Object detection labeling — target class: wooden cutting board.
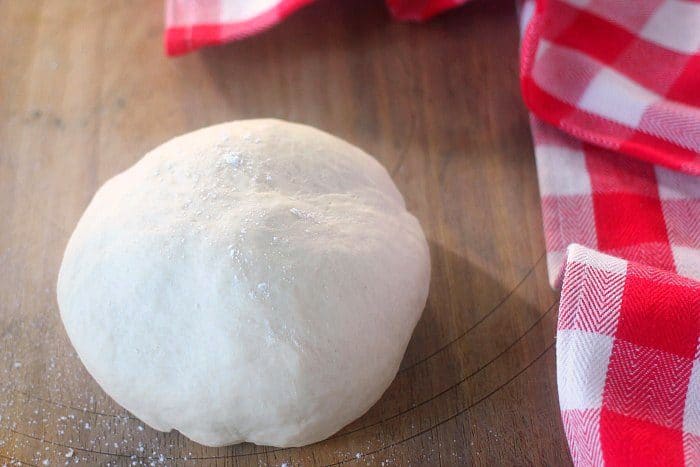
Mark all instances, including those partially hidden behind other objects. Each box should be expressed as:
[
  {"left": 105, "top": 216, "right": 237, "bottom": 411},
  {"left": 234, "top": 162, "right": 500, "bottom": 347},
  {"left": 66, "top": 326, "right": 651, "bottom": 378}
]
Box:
[{"left": 0, "top": 0, "right": 568, "bottom": 465}]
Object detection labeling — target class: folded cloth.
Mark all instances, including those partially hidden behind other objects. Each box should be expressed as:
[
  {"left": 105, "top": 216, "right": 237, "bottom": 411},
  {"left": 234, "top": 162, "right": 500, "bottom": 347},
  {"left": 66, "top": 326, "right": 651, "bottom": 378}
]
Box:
[
  {"left": 164, "top": 0, "right": 700, "bottom": 464},
  {"left": 520, "top": 0, "right": 700, "bottom": 174},
  {"left": 522, "top": 2, "right": 700, "bottom": 463},
  {"left": 557, "top": 245, "right": 700, "bottom": 466},
  {"left": 165, "top": 0, "right": 319, "bottom": 56}
]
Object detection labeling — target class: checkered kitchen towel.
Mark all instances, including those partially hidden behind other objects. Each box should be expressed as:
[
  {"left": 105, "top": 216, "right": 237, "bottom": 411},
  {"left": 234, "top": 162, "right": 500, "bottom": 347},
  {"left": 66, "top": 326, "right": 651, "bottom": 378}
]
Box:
[
  {"left": 164, "top": 0, "right": 700, "bottom": 464},
  {"left": 520, "top": 0, "right": 700, "bottom": 464},
  {"left": 520, "top": 0, "right": 700, "bottom": 287},
  {"left": 164, "top": 0, "right": 469, "bottom": 55},
  {"left": 521, "top": 0, "right": 700, "bottom": 174},
  {"left": 558, "top": 245, "right": 700, "bottom": 465}
]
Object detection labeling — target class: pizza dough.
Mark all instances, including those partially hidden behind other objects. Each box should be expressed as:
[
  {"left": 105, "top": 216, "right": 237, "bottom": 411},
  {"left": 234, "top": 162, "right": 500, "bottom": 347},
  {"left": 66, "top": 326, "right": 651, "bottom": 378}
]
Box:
[{"left": 56, "top": 119, "right": 430, "bottom": 447}]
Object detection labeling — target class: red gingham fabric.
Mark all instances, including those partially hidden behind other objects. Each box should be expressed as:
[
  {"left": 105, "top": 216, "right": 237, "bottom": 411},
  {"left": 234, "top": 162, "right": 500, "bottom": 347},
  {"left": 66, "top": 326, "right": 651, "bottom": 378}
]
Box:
[
  {"left": 557, "top": 245, "right": 700, "bottom": 466},
  {"left": 164, "top": 0, "right": 468, "bottom": 55},
  {"left": 521, "top": 2, "right": 700, "bottom": 464},
  {"left": 520, "top": 0, "right": 700, "bottom": 174},
  {"left": 164, "top": 1, "right": 700, "bottom": 464},
  {"left": 165, "top": 0, "right": 314, "bottom": 56},
  {"left": 531, "top": 115, "right": 700, "bottom": 287}
]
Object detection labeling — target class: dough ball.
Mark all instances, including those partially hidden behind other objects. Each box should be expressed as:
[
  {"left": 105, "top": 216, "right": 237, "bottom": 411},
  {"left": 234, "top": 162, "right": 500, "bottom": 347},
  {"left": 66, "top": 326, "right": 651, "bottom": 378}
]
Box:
[{"left": 57, "top": 119, "right": 430, "bottom": 447}]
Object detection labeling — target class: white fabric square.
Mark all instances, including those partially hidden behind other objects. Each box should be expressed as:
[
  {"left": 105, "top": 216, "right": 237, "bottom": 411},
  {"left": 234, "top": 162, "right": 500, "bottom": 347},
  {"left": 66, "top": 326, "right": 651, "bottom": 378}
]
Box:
[
  {"left": 535, "top": 144, "right": 591, "bottom": 196},
  {"left": 683, "top": 355, "right": 700, "bottom": 435},
  {"left": 221, "top": 0, "right": 280, "bottom": 22},
  {"left": 567, "top": 244, "right": 628, "bottom": 276},
  {"left": 535, "top": 39, "right": 551, "bottom": 62},
  {"left": 557, "top": 329, "right": 615, "bottom": 410},
  {"left": 640, "top": 0, "right": 700, "bottom": 54},
  {"left": 578, "top": 68, "right": 660, "bottom": 127},
  {"left": 656, "top": 165, "right": 700, "bottom": 200},
  {"left": 672, "top": 246, "right": 700, "bottom": 281},
  {"left": 519, "top": 0, "right": 536, "bottom": 36}
]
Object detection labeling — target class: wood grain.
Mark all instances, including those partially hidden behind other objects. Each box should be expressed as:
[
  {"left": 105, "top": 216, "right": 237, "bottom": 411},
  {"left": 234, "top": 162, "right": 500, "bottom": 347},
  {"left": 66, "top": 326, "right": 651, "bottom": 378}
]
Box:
[{"left": 0, "top": 0, "right": 569, "bottom": 465}]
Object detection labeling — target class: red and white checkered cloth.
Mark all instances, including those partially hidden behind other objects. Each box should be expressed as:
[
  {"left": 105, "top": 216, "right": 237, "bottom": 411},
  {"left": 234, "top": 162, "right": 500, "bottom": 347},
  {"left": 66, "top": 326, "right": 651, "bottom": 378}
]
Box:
[
  {"left": 531, "top": 115, "right": 700, "bottom": 287},
  {"left": 520, "top": 0, "right": 700, "bottom": 174},
  {"left": 164, "top": 0, "right": 700, "bottom": 464},
  {"left": 522, "top": 0, "right": 700, "bottom": 464},
  {"left": 558, "top": 245, "right": 700, "bottom": 465},
  {"left": 164, "top": 0, "right": 468, "bottom": 55}
]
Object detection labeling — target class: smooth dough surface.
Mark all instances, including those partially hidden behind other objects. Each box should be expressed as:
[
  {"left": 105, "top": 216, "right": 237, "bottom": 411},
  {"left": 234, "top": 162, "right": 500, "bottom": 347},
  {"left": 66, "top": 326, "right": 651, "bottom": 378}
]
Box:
[{"left": 57, "top": 119, "right": 430, "bottom": 447}]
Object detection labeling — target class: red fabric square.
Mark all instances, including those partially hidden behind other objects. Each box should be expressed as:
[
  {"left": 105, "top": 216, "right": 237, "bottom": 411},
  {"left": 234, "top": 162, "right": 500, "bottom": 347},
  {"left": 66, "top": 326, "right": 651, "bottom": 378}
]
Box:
[
  {"left": 591, "top": 192, "right": 670, "bottom": 250},
  {"left": 666, "top": 55, "right": 700, "bottom": 108},
  {"left": 537, "top": 0, "right": 583, "bottom": 39},
  {"left": 600, "top": 408, "right": 685, "bottom": 466},
  {"left": 585, "top": 144, "right": 660, "bottom": 196},
  {"left": 616, "top": 268, "right": 700, "bottom": 358},
  {"left": 551, "top": 3, "right": 635, "bottom": 65},
  {"left": 603, "top": 339, "right": 692, "bottom": 428},
  {"left": 521, "top": 76, "right": 577, "bottom": 126},
  {"left": 614, "top": 38, "right": 689, "bottom": 96}
]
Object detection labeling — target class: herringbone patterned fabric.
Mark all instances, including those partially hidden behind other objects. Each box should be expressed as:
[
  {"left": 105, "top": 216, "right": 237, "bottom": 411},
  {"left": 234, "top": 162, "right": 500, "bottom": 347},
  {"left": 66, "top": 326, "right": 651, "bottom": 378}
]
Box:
[
  {"left": 558, "top": 246, "right": 700, "bottom": 466},
  {"left": 524, "top": 1, "right": 700, "bottom": 462},
  {"left": 531, "top": 117, "right": 700, "bottom": 287},
  {"left": 520, "top": 0, "right": 700, "bottom": 174}
]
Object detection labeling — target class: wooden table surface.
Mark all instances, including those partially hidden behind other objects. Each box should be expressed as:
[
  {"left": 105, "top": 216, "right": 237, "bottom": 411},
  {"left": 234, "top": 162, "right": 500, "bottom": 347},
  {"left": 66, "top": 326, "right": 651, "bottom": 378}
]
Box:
[{"left": 0, "top": 0, "right": 569, "bottom": 465}]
